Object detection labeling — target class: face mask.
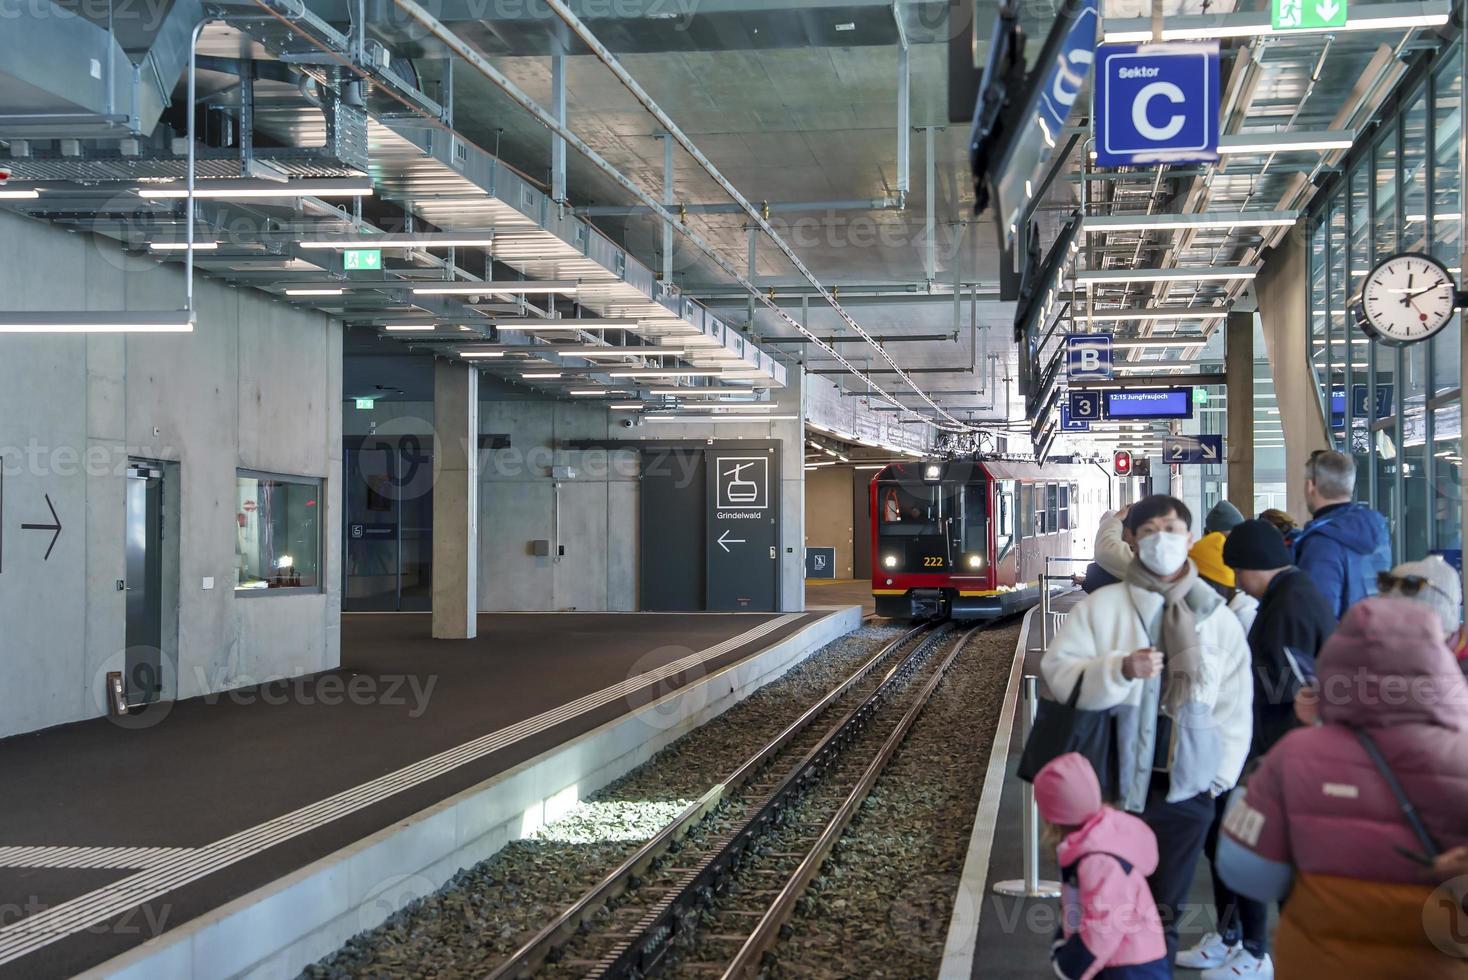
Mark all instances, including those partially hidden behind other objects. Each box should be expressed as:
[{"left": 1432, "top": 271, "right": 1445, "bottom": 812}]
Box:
[{"left": 1138, "top": 531, "right": 1190, "bottom": 577}]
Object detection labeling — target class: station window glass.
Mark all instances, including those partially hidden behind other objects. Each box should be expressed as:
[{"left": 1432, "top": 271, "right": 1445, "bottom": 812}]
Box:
[{"left": 235, "top": 472, "right": 324, "bottom": 592}]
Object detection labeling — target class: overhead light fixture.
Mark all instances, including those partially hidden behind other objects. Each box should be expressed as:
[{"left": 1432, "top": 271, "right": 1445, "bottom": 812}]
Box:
[
  {"left": 139, "top": 178, "right": 375, "bottom": 199},
  {"left": 1218, "top": 132, "right": 1354, "bottom": 154},
  {"left": 568, "top": 389, "right": 606, "bottom": 395},
  {"left": 413, "top": 281, "right": 578, "bottom": 296},
  {"left": 610, "top": 369, "right": 724, "bottom": 378},
  {"left": 645, "top": 415, "right": 799, "bottom": 422},
  {"left": 1405, "top": 212, "right": 1463, "bottom": 223},
  {"left": 285, "top": 287, "right": 344, "bottom": 296},
  {"left": 522, "top": 371, "right": 563, "bottom": 379},
  {"left": 490, "top": 318, "right": 641, "bottom": 331},
  {"left": 299, "top": 233, "right": 496, "bottom": 249},
  {"left": 1101, "top": 3, "right": 1450, "bottom": 42},
  {"left": 1082, "top": 211, "right": 1298, "bottom": 233},
  {"left": 1075, "top": 308, "right": 1227, "bottom": 322},
  {"left": 0, "top": 310, "right": 195, "bottom": 333},
  {"left": 647, "top": 387, "right": 751, "bottom": 396},
  {"left": 1075, "top": 267, "right": 1258, "bottom": 285},
  {"left": 459, "top": 351, "right": 506, "bottom": 358},
  {"left": 609, "top": 402, "right": 646, "bottom": 410},
  {"left": 148, "top": 241, "right": 219, "bottom": 251},
  {"left": 0, "top": 188, "right": 41, "bottom": 200},
  {"left": 1110, "top": 338, "right": 1207, "bottom": 349},
  {"left": 834, "top": 21, "right": 855, "bottom": 30},
  {"left": 383, "top": 324, "right": 439, "bottom": 332},
  {"left": 551, "top": 346, "right": 686, "bottom": 356}
]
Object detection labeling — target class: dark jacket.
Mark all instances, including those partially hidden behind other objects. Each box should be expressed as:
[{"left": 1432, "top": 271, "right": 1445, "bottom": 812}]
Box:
[
  {"left": 1081, "top": 561, "right": 1121, "bottom": 593},
  {"left": 1246, "top": 568, "right": 1336, "bottom": 756},
  {"left": 1293, "top": 502, "right": 1392, "bottom": 619}
]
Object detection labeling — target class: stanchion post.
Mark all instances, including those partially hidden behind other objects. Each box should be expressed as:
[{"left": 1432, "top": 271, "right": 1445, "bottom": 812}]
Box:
[{"left": 993, "top": 675, "right": 1062, "bottom": 899}]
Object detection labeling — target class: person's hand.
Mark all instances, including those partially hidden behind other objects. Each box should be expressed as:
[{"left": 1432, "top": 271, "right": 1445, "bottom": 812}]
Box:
[
  {"left": 1294, "top": 684, "right": 1321, "bottom": 726},
  {"left": 1122, "top": 648, "right": 1164, "bottom": 680},
  {"left": 1434, "top": 846, "right": 1468, "bottom": 882}
]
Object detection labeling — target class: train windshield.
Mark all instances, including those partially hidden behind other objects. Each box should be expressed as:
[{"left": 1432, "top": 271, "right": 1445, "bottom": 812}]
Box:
[{"left": 876, "top": 483, "right": 950, "bottom": 536}]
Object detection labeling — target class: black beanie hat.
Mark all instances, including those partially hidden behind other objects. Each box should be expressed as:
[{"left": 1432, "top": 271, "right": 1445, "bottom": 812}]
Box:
[{"left": 1222, "top": 518, "right": 1293, "bottom": 571}]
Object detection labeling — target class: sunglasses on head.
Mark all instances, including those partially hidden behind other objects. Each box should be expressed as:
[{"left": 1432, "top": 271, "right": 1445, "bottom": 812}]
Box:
[{"left": 1378, "top": 572, "right": 1453, "bottom": 602}]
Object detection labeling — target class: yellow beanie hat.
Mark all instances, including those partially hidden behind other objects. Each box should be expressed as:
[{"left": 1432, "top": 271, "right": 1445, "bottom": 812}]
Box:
[{"left": 1190, "top": 532, "right": 1235, "bottom": 589}]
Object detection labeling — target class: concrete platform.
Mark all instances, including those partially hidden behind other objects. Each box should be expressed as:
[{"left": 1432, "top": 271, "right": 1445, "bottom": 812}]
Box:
[
  {"left": 939, "top": 591, "right": 1228, "bottom": 979},
  {"left": 805, "top": 577, "right": 879, "bottom": 618},
  {"left": 0, "top": 607, "right": 861, "bottom": 979}
]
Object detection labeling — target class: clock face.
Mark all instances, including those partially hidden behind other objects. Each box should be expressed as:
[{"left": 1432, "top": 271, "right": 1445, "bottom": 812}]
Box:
[{"left": 1355, "top": 253, "right": 1459, "bottom": 346}]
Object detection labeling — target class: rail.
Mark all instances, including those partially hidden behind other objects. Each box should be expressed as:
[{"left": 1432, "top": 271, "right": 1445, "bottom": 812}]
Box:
[
  {"left": 1039, "top": 554, "right": 1091, "bottom": 647},
  {"left": 485, "top": 622, "right": 933, "bottom": 980}
]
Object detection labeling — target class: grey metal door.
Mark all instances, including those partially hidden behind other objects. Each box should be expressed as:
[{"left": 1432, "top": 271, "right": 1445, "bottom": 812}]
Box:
[{"left": 125, "top": 464, "right": 164, "bottom": 704}]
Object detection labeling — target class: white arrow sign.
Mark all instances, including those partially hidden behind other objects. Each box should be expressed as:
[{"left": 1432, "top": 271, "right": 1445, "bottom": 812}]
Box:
[
  {"left": 1201, "top": 441, "right": 1219, "bottom": 461},
  {"left": 1316, "top": 0, "right": 1340, "bottom": 19},
  {"left": 717, "top": 529, "right": 746, "bottom": 553}
]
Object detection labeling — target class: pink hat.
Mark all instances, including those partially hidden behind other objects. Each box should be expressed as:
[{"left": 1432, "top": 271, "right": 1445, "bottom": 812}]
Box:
[{"left": 1034, "top": 753, "right": 1103, "bottom": 826}]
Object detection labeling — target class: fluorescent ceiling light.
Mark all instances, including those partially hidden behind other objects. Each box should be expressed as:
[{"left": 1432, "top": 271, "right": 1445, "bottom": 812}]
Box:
[
  {"left": 1075, "top": 266, "right": 1258, "bottom": 285},
  {"left": 551, "top": 346, "right": 685, "bottom": 356},
  {"left": 299, "top": 233, "right": 496, "bottom": 249},
  {"left": 384, "top": 324, "right": 439, "bottom": 331},
  {"left": 646, "top": 415, "right": 799, "bottom": 422},
  {"left": 139, "top": 178, "right": 374, "bottom": 199},
  {"left": 1218, "top": 132, "right": 1354, "bottom": 154},
  {"left": 149, "top": 241, "right": 219, "bottom": 251},
  {"left": 1075, "top": 307, "right": 1226, "bottom": 321},
  {"left": 1082, "top": 211, "right": 1297, "bottom": 233},
  {"left": 0, "top": 188, "right": 41, "bottom": 200},
  {"left": 1110, "top": 338, "right": 1207, "bottom": 349},
  {"left": 285, "top": 287, "right": 343, "bottom": 296},
  {"left": 569, "top": 389, "right": 607, "bottom": 395},
  {"left": 1101, "top": 2, "right": 1450, "bottom": 42},
  {"left": 0, "top": 310, "right": 195, "bottom": 333},
  {"left": 610, "top": 369, "right": 724, "bottom": 378},
  {"left": 460, "top": 351, "right": 506, "bottom": 358},
  {"left": 609, "top": 402, "right": 646, "bottom": 410},
  {"left": 647, "top": 387, "right": 753, "bottom": 396},
  {"left": 522, "top": 371, "right": 563, "bottom": 378},
  {"left": 413, "top": 281, "right": 578, "bottom": 296},
  {"left": 1405, "top": 212, "right": 1462, "bottom": 222},
  {"left": 490, "top": 318, "right": 641, "bottom": 330}
]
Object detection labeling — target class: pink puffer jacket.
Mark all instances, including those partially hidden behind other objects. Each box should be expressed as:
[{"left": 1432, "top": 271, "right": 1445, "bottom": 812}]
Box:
[{"left": 1219, "top": 597, "right": 1468, "bottom": 977}]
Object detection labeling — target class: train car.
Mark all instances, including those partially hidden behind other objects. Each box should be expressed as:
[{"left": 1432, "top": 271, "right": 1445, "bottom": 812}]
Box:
[{"left": 869, "top": 457, "right": 1112, "bottom": 620}]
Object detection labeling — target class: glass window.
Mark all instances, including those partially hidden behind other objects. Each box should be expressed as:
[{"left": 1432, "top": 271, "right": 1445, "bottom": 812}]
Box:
[
  {"left": 235, "top": 473, "right": 324, "bottom": 592},
  {"left": 1047, "top": 484, "right": 1059, "bottom": 534},
  {"left": 1309, "top": 219, "right": 1329, "bottom": 396},
  {"left": 995, "top": 483, "right": 1015, "bottom": 554},
  {"left": 1020, "top": 482, "right": 1035, "bottom": 536},
  {"left": 1349, "top": 163, "right": 1372, "bottom": 489},
  {"left": 1432, "top": 54, "right": 1463, "bottom": 397},
  {"left": 1433, "top": 404, "right": 1462, "bottom": 551},
  {"left": 1059, "top": 483, "right": 1072, "bottom": 530},
  {"left": 1328, "top": 194, "right": 1348, "bottom": 448},
  {"left": 962, "top": 483, "right": 988, "bottom": 554}
]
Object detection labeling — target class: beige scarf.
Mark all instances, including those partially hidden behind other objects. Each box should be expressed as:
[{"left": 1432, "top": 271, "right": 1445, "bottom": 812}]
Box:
[{"left": 1125, "top": 557, "right": 1205, "bottom": 716}]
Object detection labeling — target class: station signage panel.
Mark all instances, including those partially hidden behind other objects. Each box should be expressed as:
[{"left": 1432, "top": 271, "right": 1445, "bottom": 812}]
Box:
[
  {"left": 1273, "top": 0, "right": 1346, "bottom": 30},
  {"left": 1093, "top": 42, "right": 1220, "bottom": 166},
  {"left": 1067, "top": 389, "right": 1103, "bottom": 425},
  {"left": 1104, "top": 387, "right": 1194, "bottom": 419},
  {"left": 1163, "top": 434, "right": 1223, "bottom": 464},
  {"left": 1060, "top": 402, "right": 1090, "bottom": 432},
  {"left": 706, "top": 451, "right": 779, "bottom": 611},
  {"left": 343, "top": 248, "right": 382, "bottom": 271},
  {"left": 1066, "top": 333, "right": 1113, "bottom": 381}
]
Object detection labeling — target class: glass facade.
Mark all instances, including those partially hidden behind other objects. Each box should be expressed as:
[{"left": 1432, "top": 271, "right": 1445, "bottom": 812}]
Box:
[{"left": 1305, "top": 44, "right": 1464, "bottom": 564}]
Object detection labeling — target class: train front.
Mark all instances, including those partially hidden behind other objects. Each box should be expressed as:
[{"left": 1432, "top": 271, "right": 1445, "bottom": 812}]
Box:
[{"left": 869, "top": 460, "right": 994, "bottom": 620}]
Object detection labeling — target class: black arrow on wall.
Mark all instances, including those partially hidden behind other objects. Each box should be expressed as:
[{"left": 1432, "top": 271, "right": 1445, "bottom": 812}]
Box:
[{"left": 21, "top": 494, "right": 62, "bottom": 561}]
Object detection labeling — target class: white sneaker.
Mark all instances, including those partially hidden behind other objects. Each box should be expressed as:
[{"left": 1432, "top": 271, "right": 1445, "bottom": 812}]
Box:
[
  {"left": 1201, "top": 948, "right": 1274, "bottom": 980},
  {"left": 1176, "top": 932, "right": 1236, "bottom": 970}
]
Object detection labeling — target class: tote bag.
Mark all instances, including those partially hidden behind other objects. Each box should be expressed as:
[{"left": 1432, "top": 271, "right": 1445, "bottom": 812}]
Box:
[{"left": 1017, "top": 671, "right": 1117, "bottom": 798}]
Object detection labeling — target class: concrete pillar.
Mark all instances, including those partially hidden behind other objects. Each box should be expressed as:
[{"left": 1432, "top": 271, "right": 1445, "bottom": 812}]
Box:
[
  {"left": 433, "top": 360, "right": 478, "bottom": 639},
  {"left": 1256, "top": 225, "right": 1329, "bottom": 521},
  {"left": 1225, "top": 309, "right": 1255, "bottom": 514}
]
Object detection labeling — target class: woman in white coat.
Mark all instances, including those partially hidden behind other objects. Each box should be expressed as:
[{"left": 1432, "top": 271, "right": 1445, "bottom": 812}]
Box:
[{"left": 1041, "top": 494, "right": 1254, "bottom": 963}]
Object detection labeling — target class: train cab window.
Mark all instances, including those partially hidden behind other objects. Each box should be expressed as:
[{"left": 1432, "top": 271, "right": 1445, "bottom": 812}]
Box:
[
  {"left": 1034, "top": 485, "right": 1048, "bottom": 534},
  {"left": 1018, "top": 483, "right": 1034, "bottom": 536},
  {"left": 960, "top": 484, "right": 987, "bottom": 555},
  {"left": 1047, "top": 484, "right": 1059, "bottom": 534},
  {"left": 1058, "top": 483, "right": 1071, "bottom": 531},
  {"left": 877, "top": 483, "right": 945, "bottom": 536},
  {"left": 995, "top": 484, "right": 1014, "bottom": 554}
]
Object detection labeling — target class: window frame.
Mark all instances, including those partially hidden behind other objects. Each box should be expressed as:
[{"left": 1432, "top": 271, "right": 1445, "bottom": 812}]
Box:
[{"left": 234, "top": 468, "right": 327, "bottom": 597}]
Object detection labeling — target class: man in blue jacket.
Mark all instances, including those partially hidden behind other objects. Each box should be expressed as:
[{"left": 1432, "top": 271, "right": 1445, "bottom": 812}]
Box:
[{"left": 1293, "top": 449, "right": 1391, "bottom": 619}]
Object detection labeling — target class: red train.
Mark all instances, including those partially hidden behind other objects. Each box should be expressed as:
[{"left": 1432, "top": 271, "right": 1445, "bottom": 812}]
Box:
[{"left": 869, "top": 457, "right": 1116, "bottom": 620}]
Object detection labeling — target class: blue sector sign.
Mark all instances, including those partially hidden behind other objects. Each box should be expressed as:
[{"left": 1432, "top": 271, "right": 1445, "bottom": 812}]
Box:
[
  {"left": 1105, "top": 388, "right": 1194, "bottom": 419},
  {"left": 1163, "top": 434, "right": 1223, "bottom": 464},
  {"left": 1061, "top": 403, "right": 1090, "bottom": 432},
  {"left": 1067, "top": 333, "right": 1113, "bottom": 380},
  {"left": 1094, "top": 42, "right": 1220, "bottom": 166},
  {"left": 1036, "top": 0, "right": 1099, "bottom": 143},
  {"left": 1068, "top": 389, "right": 1103, "bottom": 424}
]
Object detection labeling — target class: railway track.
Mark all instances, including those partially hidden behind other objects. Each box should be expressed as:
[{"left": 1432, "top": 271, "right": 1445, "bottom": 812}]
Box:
[{"left": 487, "top": 621, "right": 992, "bottom": 980}]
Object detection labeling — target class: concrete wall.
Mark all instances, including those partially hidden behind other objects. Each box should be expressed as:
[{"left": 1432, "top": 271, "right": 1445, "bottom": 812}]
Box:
[
  {"left": 805, "top": 465, "right": 855, "bottom": 579},
  {"left": 0, "top": 210, "right": 342, "bottom": 739},
  {"left": 1257, "top": 229, "right": 1329, "bottom": 521},
  {"left": 476, "top": 367, "right": 806, "bottom": 613}
]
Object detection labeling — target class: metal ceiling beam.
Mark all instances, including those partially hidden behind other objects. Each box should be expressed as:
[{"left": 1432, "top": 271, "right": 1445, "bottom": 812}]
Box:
[{"left": 1101, "top": 1, "right": 1450, "bottom": 42}]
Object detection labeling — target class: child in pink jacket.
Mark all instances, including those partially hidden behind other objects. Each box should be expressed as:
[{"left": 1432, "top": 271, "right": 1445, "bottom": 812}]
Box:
[{"left": 1036, "top": 753, "right": 1170, "bottom": 980}]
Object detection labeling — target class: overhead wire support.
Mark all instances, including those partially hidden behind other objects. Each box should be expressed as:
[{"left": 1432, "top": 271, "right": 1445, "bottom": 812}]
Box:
[{"left": 535, "top": 0, "right": 973, "bottom": 433}]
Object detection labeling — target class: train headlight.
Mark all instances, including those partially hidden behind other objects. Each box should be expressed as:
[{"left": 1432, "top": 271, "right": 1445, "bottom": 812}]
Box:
[
  {"left": 883, "top": 554, "right": 898, "bottom": 568},
  {"left": 923, "top": 462, "right": 942, "bottom": 482},
  {"left": 967, "top": 554, "right": 983, "bottom": 568}
]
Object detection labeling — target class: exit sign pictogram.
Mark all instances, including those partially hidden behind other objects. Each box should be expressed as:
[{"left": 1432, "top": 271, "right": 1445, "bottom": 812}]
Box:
[{"left": 1273, "top": 0, "right": 1346, "bottom": 31}]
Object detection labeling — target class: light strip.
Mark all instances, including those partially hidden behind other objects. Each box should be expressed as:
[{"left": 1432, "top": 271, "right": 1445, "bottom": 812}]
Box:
[
  {"left": 1074, "top": 308, "right": 1227, "bottom": 321},
  {"left": 459, "top": 351, "right": 506, "bottom": 359},
  {"left": 1082, "top": 211, "right": 1297, "bottom": 233},
  {"left": 609, "top": 402, "right": 646, "bottom": 410},
  {"left": 1101, "top": 2, "right": 1450, "bottom": 42},
  {"left": 610, "top": 369, "right": 724, "bottom": 378},
  {"left": 299, "top": 233, "right": 496, "bottom": 249},
  {"left": 0, "top": 310, "right": 195, "bottom": 333},
  {"left": 646, "top": 415, "right": 799, "bottom": 422},
  {"left": 138, "top": 178, "right": 375, "bottom": 199},
  {"left": 489, "top": 318, "right": 641, "bottom": 329},
  {"left": 647, "top": 387, "right": 754, "bottom": 396},
  {"left": 0, "top": 189, "right": 41, "bottom": 200},
  {"left": 1110, "top": 338, "right": 1207, "bottom": 349},
  {"left": 568, "top": 389, "right": 606, "bottom": 395},
  {"left": 551, "top": 346, "right": 685, "bottom": 356},
  {"left": 413, "top": 281, "right": 578, "bottom": 296},
  {"left": 1075, "top": 266, "right": 1258, "bottom": 285},
  {"left": 149, "top": 241, "right": 220, "bottom": 251},
  {"left": 522, "top": 371, "right": 563, "bottom": 378},
  {"left": 1218, "top": 132, "right": 1354, "bottom": 154},
  {"left": 1405, "top": 212, "right": 1463, "bottom": 222},
  {"left": 285, "top": 288, "right": 343, "bottom": 296},
  {"left": 383, "top": 324, "right": 439, "bottom": 332}
]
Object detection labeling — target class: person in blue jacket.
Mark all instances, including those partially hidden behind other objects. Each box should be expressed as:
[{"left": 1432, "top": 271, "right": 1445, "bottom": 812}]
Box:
[{"left": 1293, "top": 449, "right": 1391, "bottom": 619}]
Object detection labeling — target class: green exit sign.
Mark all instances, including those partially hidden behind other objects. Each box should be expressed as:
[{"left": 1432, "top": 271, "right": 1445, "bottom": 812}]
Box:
[
  {"left": 1273, "top": 0, "right": 1345, "bottom": 30},
  {"left": 355, "top": 397, "right": 376, "bottom": 410},
  {"left": 343, "top": 248, "right": 382, "bottom": 271}
]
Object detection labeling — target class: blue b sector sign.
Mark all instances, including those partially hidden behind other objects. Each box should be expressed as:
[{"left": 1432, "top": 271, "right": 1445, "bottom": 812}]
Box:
[
  {"left": 1067, "top": 333, "right": 1113, "bottom": 381},
  {"left": 1094, "top": 42, "right": 1220, "bottom": 166}
]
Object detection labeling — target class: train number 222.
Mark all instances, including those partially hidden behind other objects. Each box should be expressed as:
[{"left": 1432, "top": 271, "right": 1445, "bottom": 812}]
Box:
[{"left": 923, "top": 556, "right": 944, "bottom": 567}]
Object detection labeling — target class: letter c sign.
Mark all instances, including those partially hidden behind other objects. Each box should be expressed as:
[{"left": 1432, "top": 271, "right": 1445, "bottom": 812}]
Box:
[
  {"left": 1093, "top": 42, "right": 1220, "bottom": 166},
  {"left": 1132, "top": 81, "right": 1186, "bottom": 141}
]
